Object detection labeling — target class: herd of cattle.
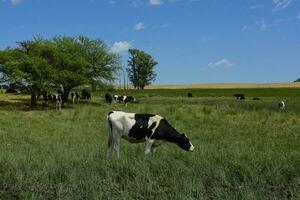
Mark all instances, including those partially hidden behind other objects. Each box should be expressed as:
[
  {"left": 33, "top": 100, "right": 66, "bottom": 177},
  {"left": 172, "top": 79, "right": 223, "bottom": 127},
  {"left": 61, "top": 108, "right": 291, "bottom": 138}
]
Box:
[
  {"left": 232, "top": 93, "right": 286, "bottom": 110},
  {"left": 40, "top": 89, "right": 137, "bottom": 110},
  {"left": 3, "top": 89, "right": 287, "bottom": 156},
  {"left": 40, "top": 90, "right": 286, "bottom": 111}
]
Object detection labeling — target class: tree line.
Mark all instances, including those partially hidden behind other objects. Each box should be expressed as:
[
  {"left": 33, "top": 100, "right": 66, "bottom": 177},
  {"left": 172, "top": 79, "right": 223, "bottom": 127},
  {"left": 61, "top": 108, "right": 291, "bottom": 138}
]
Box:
[{"left": 0, "top": 35, "right": 158, "bottom": 108}]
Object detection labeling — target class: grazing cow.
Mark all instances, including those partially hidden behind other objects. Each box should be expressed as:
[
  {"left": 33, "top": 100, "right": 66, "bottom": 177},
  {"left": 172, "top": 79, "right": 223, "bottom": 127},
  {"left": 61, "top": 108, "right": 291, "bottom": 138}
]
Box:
[
  {"left": 278, "top": 101, "right": 285, "bottom": 110},
  {"left": 187, "top": 93, "right": 193, "bottom": 97},
  {"left": 82, "top": 90, "right": 91, "bottom": 101},
  {"left": 113, "top": 95, "right": 124, "bottom": 103},
  {"left": 113, "top": 95, "right": 136, "bottom": 106},
  {"left": 123, "top": 96, "right": 136, "bottom": 107},
  {"left": 234, "top": 94, "right": 245, "bottom": 100},
  {"left": 71, "top": 92, "right": 81, "bottom": 104},
  {"left": 105, "top": 93, "right": 113, "bottom": 104},
  {"left": 47, "top": 93, "right": 54, "bottom": 102},
  {"left": 253, "top": 97, "right": 260, "bottom": 100},
  {"left": 107, "top": 111, "right": 194, "bottom": 157},
  {"left": 54, "top": 90, "right": 63, "bottom": 110}
]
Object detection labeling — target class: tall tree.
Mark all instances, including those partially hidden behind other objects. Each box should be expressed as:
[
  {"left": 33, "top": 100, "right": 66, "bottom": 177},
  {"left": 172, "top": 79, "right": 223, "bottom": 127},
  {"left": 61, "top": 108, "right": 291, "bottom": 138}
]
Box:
[
  {"left": 0, "top": 38, "right": 58, "bottom": 108},
  {"left": 126, "top": 49, "right": 157, "bottom": 90},
  {"left": 53, "top": 35, "right": 120, "bottom": 101},
  {"left": 0, "top": 35, "right": 120, "bottom": 108}
]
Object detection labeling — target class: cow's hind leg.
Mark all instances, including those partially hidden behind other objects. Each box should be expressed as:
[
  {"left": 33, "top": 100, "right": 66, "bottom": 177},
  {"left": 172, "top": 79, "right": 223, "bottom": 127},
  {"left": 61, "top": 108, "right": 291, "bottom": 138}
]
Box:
[
  {"left": 107, "top": 134, "right": 113, "bottom": 157},
  {"left": 113, "top": 134, "right": 121, "bottom": 158}
]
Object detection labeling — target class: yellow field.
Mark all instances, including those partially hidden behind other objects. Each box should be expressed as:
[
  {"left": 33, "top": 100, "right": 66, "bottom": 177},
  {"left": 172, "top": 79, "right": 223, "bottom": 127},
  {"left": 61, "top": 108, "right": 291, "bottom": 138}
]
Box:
[{"left": 144, "top": 82, "right": 300, "bottom": 89}]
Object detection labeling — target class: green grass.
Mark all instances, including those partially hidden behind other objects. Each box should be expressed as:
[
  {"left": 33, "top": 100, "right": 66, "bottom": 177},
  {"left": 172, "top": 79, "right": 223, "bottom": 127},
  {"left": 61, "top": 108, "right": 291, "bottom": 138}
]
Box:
[{"left": 0, "top": 89, "right": 299, "bottom": 199}]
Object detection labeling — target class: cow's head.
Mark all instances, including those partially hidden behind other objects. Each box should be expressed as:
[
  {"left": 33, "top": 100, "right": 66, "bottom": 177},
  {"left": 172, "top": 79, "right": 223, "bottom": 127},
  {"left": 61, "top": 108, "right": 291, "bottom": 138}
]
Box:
[
  {"left": 131, "top": 96, "right": 136, "bottom": 101},
  {"left": 178, "top": 133, "right": 194, "bottom": 152}
]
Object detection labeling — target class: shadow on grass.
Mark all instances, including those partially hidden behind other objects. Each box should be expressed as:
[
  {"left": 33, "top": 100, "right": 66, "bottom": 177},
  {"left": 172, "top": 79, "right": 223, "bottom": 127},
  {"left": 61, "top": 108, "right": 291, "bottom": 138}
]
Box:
[{"left": 0, "top": 100, "right": 75, "bottom": 112}]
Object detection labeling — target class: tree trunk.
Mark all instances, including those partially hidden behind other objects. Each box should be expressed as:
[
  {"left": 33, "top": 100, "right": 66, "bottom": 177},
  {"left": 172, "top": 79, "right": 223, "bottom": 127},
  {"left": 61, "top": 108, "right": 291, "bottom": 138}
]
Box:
[
  {"left": 62, "top": 87, "right": 71, "bottom": 105},
  {"left": 30, "top": 91, "right": 38, "bottom": 109}
]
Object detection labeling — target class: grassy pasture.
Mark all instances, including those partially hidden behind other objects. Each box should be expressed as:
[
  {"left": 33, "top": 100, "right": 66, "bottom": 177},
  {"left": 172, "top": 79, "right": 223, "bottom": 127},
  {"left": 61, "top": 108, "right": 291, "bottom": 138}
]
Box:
[{"left": 0, "top": 88, "right": 299, "bottom": 199}]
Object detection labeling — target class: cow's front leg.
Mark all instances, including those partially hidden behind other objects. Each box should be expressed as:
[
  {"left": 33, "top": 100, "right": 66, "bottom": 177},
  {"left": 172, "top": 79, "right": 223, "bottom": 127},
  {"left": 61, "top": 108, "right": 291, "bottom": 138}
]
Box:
[{"left": 145, "top": 138, "right": 155, "bottom": 155}]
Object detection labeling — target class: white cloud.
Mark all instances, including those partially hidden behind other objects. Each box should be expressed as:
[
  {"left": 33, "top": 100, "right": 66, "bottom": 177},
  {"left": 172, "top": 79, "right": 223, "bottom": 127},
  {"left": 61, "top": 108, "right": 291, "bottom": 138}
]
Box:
[
  {"left": 130, "top": 0, "right": 143, "bottom": 7},
  {"left": 110, "top": 41, "right": 132, "bottom": 54},
  {"left": 134, "top": 22, "right": 145, "bottom": 30},
  {"left": 2, "top": 0, "right": 23, "bottom": 5},
  {"left": 149, "top": 0, "right": 163, "bottom": 6},
  {"left": 273, "top": 0, "right": 294, "bottom": 10},
  {"left": 204, "top": 58, "right": 236, "bottom": 70},
  {"left": 249, "top": 4, "right": 264, "bottom": 9},
  {"left": 10, "top": 0, "right": 23, "bottom": 5},
  {"left": 256, "top": 20, "right": 268, "bottom": 31}
]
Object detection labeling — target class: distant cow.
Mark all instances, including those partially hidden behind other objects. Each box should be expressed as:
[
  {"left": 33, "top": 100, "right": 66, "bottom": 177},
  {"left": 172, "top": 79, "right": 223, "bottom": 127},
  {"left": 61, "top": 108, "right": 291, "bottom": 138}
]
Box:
[
  {"left": 71, "top": 92, "right": 81, "bottom": 104},
  {"left": 253, "top": 97, "right": 260, "bottom": 100},
  {"left": 105, "top": 93, "right": 113, "bottom": 104},
  {"left": 187, "top": 93, "right": 193, "bottom": 97},
  {"left": 107, "top": 111, "right": 194, "bottom": 157},
  {"left": 113, "top": 95, "right": 136, "bottom": 106},
  {"left": 54, "top": 90, "right": 64, "bottom": 110},
  {"left": 82, "top": 90, "right": 91, "bottom": 101},
  {"left": 234, "top": 94, "right": 245, "bottom": 100},
  {"left": 113, "top": 95, "right": 123, "bottom": 102},
  {"left": 278, "top": 101, "right": 285, "bottom": 110},
  {"left": 123, "top": 96, "right": 136, "bottom": 107}
]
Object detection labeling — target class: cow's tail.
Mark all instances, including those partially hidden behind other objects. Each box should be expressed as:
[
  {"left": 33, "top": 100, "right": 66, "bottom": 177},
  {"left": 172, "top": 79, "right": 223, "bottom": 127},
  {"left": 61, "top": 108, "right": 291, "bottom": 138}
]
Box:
[{"left": 107, "top": 111, "right": 114, "bottom": 149}]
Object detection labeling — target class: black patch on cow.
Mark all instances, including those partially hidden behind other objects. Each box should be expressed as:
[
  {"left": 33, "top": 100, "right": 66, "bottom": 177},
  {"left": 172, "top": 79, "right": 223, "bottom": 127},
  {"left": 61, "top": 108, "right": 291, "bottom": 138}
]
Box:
[
  {"left": 108, "top": 111, "right": 114, "bottom": 116},
  {"left": 151, "top": 119, "right": 192, "bottom": 151},
  {"left": 124, "top": 96, "right": 135, "bottom": 104},
  {"left": 128, "top": 114, "right": 156, "bottom": 140}
]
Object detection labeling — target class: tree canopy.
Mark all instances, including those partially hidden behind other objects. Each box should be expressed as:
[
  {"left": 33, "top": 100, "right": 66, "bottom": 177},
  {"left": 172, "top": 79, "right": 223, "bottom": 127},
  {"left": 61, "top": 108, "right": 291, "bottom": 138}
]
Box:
[
  {"left": 126, "top": 48, "right": 157, "bottom": 90},
  {"left": 0, "top": 35, "right": 121, "bottom": 108}
]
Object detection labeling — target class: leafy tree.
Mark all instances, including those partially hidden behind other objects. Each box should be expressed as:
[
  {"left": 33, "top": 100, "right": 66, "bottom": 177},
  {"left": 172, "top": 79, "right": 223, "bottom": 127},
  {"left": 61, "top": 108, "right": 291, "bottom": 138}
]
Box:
[
  {"left": 77, "top": 36, "right": 120, "bottom": 91},
  {"left": 294, "top": 78, "right": 300, "bottom": 82},
  {"left": 0, "top": 35, "right": 120, "bottom": 108},
  {"left": 126, "top": 49, "right": 157, "bottom": 90},
  {"left": 52, "top": 35, "right": 120, "bottom": 101},
  {"left": 0, "top": 39, "right": 58, "bottom": 108}
]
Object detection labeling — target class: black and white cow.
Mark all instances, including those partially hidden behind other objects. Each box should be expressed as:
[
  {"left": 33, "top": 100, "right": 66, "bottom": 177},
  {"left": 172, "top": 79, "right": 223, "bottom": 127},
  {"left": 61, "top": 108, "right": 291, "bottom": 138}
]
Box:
[
  {"left": 234, "top": 94, "right": 245, "bottom": 100},
  {"left": 278, "top": 101, "right": 285, "bottom": 110},
  {"left": 107, "top": 111, "right": 194, "bottom": 157},
  {"left": 71, "top": 92, "right": 81, "bottom": 104},
  {"left": 113, "top": 95, "right": 123, "bottom": 102},
  {"left": 123, "top": 96, "right": 136, "bottom": 107},
  {"left": 113, "top": 95, "right": 136, "bottom": 106},
  {"left": 82, "top": 90, "right": 91, "bottom": 101},
  {"left": 105, "top": 93, "right": 113, "bottom": 104},
  {"left": 54, "top": 91, "right": 63, "bottom": 110}
]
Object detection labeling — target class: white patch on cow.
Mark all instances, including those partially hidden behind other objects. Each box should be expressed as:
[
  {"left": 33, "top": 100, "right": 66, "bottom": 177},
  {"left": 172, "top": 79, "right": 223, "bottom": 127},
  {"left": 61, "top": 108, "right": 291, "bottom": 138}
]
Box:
[
  {"left": 279, "top": 101, "right": 285, "bottom": 110},
  {"left": 147, "top": 115, "right": 162, "bottom": 135},
  {"left": 108, "top": 111, "right": 136, "bottom": 135}
]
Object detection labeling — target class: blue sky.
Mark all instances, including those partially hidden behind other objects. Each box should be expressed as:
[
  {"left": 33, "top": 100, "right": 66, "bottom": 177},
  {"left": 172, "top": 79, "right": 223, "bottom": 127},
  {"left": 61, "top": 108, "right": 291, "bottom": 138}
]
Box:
[{"left": 1, "top": 0, "right": 300, "bottom": 84}]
